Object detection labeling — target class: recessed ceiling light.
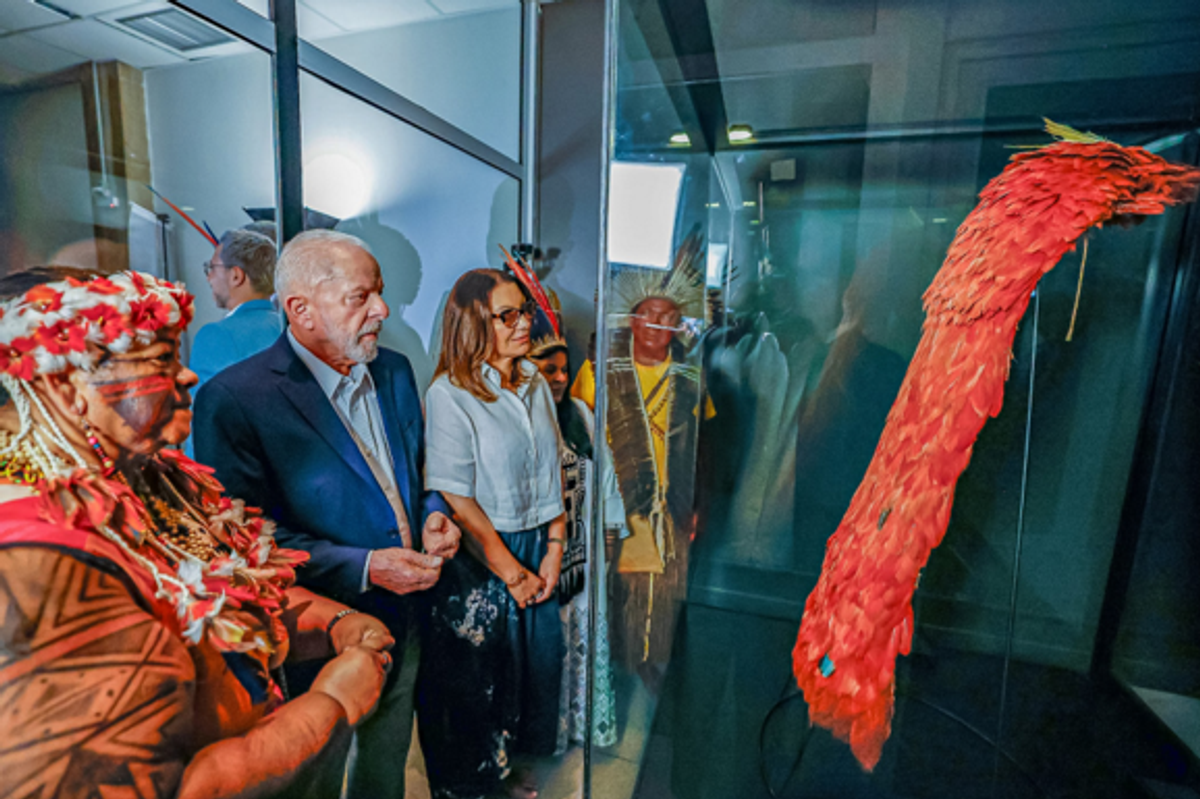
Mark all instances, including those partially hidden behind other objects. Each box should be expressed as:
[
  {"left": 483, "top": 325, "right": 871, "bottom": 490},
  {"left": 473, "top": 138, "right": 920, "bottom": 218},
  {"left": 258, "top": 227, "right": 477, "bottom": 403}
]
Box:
[
  {"left": 668, "top": 132, "right": 690, "bottom": 146},
  {"left": 727, "top": 124, "right": 754, "bottom": 143}
]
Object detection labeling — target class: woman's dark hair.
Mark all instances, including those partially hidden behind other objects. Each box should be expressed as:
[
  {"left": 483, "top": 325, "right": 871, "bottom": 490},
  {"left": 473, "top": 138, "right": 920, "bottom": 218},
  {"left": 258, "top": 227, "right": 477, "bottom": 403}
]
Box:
[
  {"left": 434, "top": 268, "right": 531, "bottom": 402},
  {"left": 528, "top": 346, "right": 593, "bottom": 459}
]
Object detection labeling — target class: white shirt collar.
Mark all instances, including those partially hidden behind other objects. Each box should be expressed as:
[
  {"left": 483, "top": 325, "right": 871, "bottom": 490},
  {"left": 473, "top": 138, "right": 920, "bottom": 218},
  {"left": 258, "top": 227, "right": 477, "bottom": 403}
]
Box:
[
  {"left": 287, "top": 328, "right": 371, "bottom": 402},
  {"left": 481, "top": 359, "right": 537, "bottom": 399}
]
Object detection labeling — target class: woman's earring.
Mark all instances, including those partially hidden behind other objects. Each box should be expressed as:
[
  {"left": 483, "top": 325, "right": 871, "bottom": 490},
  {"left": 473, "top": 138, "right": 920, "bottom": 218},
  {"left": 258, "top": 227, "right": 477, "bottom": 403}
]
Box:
[{"left": 80, "top": 418, "right": 116, "bottom": 475}]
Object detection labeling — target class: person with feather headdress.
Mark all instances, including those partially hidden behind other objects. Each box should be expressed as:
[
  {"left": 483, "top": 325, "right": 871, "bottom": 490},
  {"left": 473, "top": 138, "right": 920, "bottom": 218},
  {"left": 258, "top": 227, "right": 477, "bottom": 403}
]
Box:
[{"left": 572, "top": 227, "right": 714, "bottom": 675}]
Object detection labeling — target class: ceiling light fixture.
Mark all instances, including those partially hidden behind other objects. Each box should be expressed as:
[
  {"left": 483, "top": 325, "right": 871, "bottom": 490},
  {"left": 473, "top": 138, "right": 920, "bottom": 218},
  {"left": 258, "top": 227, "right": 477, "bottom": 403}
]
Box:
[
  {"left": 118, "top": 9, "right": 234, "bottom": 52},
  {"left": 727, "top": 124, "right": 755, "bottom": 144},
  {"left": 30, "top": 0, "right": 77, "bottom": 20},
  {"left": 668, "top": 132, "right": 691, "bottom": 146}
]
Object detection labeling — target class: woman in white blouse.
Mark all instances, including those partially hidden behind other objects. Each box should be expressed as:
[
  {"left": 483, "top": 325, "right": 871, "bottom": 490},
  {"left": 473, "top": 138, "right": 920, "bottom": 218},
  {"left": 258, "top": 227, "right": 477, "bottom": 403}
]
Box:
[{"left": 419, "top": 268, "right": 568, "bottom": 799}]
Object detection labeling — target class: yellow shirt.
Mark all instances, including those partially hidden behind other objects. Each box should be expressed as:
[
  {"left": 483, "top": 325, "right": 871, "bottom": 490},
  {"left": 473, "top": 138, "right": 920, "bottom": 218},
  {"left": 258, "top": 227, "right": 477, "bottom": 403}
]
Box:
[{"left": 570, "top": 358, "right": 714, "bottom": 486}]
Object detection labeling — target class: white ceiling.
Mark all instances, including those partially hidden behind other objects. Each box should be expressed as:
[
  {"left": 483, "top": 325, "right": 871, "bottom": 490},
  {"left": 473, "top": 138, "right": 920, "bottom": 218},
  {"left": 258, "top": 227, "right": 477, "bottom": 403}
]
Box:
[{"left": 0, "top": 0, "right": 515, "bottom": 83}]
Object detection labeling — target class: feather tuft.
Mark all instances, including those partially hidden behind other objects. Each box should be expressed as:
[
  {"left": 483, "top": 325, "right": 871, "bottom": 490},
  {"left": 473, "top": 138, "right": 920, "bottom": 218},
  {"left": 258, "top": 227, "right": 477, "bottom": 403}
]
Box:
[{"left": 1043, "top": 118, "right": 1109, "bottom": 145}]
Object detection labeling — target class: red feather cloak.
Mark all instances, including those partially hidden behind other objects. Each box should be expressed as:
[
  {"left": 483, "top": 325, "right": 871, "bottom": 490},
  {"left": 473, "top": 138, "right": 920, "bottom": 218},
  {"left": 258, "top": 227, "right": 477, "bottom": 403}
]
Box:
[{"left": 792, "top": 135, "right": 1200, "bottom": 771}]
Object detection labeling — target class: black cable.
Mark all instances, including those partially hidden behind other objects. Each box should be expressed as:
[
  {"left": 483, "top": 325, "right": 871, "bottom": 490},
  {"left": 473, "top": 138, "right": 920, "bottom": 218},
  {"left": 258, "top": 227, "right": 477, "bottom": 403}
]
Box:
[
  {"left": 756, "top": 681, "right": 1050, "bottom": 798},
  {"left": 758, "top": 676, "right": 813, "bottom": 799}
]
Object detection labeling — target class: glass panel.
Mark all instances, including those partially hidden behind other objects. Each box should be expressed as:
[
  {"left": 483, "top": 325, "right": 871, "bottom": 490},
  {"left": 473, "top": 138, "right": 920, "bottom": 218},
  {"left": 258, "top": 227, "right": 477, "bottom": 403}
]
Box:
[
  {"left": 298, "top": 0, "right": 522, "bottom": 161},
  {"left": 1107, "top": 135, "right": 1200, "bottom": 763},
  {"left": 593, "top": 0, "right": 1200, "bottom": 797},
  {"left": 0, "top": 6, "right": 272, "bottom": 342},
  {"left": 299, "top": 73, "right": 518, "bottom": 395},
  {"left": 144, "top": 51, "right": 277, "bottom": 348}
]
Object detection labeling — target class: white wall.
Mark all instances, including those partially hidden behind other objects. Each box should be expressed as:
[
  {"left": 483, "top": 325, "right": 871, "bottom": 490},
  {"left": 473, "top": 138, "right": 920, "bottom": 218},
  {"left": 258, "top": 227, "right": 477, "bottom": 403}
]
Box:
[
  {"left": 144, "top": 51, "right": 277, "bottom": 350},
  {"left": 314, "top": 6, "right": 522, "bottom": 161},
  {"left": 301, "top": 74, "right": 518, "bottom": 394}
]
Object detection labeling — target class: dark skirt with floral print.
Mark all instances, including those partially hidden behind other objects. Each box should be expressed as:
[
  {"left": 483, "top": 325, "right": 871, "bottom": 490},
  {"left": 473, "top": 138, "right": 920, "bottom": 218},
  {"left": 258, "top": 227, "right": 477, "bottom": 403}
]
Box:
[{"left": 417, "top": 524, "right": 564, "bottom": 799}]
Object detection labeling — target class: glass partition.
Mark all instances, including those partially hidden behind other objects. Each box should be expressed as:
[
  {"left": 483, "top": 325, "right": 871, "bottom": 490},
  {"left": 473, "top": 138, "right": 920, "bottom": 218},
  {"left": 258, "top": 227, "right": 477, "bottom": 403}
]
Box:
[
  {"left": 590, "top": 1, "right": 1200, "bottom": 797},
  {"left": 145, "top": 49, "right": 277, "bottom": 350}
]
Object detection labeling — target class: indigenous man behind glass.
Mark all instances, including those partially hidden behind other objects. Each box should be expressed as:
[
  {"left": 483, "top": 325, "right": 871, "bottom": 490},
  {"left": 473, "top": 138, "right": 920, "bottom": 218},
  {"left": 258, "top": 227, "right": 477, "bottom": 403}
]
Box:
[{"left": 571, "top": 235, "right": 712, "bottom": 679}]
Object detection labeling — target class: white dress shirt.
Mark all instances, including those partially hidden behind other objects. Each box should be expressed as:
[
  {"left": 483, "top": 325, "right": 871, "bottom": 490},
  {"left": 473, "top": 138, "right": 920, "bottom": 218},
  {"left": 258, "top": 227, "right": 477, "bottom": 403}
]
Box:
[
  {"left": 288, "top": 330, "right": 412, "bottom": 588},
  {"left": 425, "top": 360, "right": 565, "bottom": 532}
]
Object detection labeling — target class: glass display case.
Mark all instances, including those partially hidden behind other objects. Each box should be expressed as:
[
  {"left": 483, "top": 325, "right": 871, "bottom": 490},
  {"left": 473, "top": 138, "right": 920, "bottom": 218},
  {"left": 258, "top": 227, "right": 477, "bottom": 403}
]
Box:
[
  {"left": 584, "top": 1, "right": 1200, "bottom": 797},
  {"left": 2, "top": 1, "right": 1199, "bottom": 797}
]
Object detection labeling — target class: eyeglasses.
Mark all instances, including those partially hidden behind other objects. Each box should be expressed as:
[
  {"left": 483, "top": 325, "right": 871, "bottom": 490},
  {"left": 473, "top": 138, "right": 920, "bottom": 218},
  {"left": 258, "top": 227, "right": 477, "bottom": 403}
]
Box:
[
  {"left": 492, "top": 300, "right": 538, "bottom": 328},
  {"left": 634, "top": 310, "right": 682, "bottom": 327},
  {"left": 202, "top": 259, "right": 227, "bottom": 276}
]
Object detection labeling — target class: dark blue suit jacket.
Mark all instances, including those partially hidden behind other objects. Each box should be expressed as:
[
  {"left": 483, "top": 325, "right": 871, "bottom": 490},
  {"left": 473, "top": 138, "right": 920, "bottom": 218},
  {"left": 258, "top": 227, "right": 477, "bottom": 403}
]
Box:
[{"left": 193, "top": 334, "right": 447, "bottom": 633}]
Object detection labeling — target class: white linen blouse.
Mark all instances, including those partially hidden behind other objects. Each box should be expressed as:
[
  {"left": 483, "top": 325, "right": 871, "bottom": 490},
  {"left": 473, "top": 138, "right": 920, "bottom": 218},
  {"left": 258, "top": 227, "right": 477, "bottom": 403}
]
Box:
[{"left": 425, "top": 359, "right": 565, "bottom": 533}]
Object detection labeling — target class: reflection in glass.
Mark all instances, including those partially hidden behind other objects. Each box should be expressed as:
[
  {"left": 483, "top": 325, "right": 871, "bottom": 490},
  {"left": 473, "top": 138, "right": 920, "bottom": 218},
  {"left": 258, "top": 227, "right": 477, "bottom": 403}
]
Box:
[{"left": 594, "top": 0, "right": 1200, "bottom": 797}]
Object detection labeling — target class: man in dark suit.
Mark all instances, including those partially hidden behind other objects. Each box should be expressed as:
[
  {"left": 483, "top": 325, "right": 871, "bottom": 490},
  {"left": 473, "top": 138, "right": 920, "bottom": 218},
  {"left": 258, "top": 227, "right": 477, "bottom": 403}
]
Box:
[{"left": 194, "top": 229, "right": 460, "bottom": 799}]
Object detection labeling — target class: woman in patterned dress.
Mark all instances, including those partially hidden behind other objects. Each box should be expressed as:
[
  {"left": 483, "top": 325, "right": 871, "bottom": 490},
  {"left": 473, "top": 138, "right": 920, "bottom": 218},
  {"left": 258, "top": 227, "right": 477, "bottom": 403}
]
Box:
[
  {"left": 419, "top": 269, "right": 567, "bottom": 799},
  {"left": 528, "top": 336, "right": 619, "bottom": 753}
]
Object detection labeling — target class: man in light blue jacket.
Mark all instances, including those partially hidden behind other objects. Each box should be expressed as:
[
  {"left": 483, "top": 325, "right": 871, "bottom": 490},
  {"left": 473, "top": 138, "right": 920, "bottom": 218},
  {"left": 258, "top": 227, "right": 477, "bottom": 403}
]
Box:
[{"left": 186, "top": 229, "right": 282, "bottom": 456}]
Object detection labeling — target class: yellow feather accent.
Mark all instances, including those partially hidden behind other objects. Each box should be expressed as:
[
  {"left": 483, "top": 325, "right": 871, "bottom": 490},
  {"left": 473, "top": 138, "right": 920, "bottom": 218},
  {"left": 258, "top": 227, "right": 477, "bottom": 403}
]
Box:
[{"left": 1043, "top": 118, "right": 1108, "bottom": 144}]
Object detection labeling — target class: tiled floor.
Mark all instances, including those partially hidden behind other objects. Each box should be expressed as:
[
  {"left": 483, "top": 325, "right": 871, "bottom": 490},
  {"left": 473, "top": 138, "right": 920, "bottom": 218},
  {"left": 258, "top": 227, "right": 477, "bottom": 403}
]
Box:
[{"left": 403, "top": 674, "right": 655, "bottom": 799}]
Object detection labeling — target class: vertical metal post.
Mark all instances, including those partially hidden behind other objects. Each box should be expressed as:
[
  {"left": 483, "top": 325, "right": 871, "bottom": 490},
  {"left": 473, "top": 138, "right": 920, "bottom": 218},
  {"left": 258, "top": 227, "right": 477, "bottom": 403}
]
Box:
[
  {"left": 584, "top": 0, "right": 620, "bottom": 797},
  {"left": 271, "top": 0, "right": 303, "bottom": 243},
  {"left": 520, "top": 0, "right": 540, "bottom": 244}
]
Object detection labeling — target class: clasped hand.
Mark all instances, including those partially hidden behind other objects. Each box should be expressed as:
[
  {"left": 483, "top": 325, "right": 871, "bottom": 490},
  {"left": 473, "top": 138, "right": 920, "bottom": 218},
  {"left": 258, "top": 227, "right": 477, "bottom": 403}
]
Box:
[
  {"left": 368, "top": 512, "right": 462, "bottom": 595},
  {"left": 508, "top": 549, "right": 562, "bottom": 608},
  {"left": 422, "top": 511, "right": 461, "bottom": 560},
  {"left": 328, "top": 611, "right": 395, "bottom": 655},
  {"left": 312, "top": 645, "right": 389, "bottom": 726}
]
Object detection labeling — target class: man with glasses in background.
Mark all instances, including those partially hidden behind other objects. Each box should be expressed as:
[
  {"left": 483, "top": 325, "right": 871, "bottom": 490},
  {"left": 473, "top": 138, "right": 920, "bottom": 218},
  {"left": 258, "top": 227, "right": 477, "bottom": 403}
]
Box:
[
  {"left": 186, "top": 229, "right": 282, "bottom": 455},
  {"left": 191, "top": 229, "right": 282, "bottom": 388}
]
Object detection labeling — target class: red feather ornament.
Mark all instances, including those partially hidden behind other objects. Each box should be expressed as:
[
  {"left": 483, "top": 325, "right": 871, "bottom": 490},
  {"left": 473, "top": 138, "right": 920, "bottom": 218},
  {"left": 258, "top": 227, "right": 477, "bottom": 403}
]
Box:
[
  {"left": 499, "top": 243, "right": 561, "bottom": 337},
  {"left": 792, "top": 122, "right": 1200, "bottom": 771},
  {"left": 145, "top": 184, "right": 220, "bottom": 248}
]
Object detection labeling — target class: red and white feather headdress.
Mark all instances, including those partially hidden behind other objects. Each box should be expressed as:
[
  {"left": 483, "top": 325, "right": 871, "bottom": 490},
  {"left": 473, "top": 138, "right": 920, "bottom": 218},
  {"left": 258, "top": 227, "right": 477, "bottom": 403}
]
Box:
[{"left": 0, "top": 271, "right": 194, "bottom": 381}]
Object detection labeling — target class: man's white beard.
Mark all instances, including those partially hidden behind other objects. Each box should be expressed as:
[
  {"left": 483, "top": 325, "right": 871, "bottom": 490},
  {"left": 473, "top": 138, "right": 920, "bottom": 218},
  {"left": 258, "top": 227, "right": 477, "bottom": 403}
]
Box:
[
  {"left": 348, "top": 337, "right": 379, "bottom": 363},
  {"left": 334, "top": 321, "right": 382, "bottom": 363}
]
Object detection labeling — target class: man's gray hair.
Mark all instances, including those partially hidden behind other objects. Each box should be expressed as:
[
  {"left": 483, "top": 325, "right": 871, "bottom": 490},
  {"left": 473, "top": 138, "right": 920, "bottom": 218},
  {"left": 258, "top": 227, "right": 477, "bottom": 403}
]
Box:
[
  {"left": 219, "top": 229, "right": 277, "bottom": 295},
  {"left": 275, "top": 229, "right": 373, "bottom": 300}
]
